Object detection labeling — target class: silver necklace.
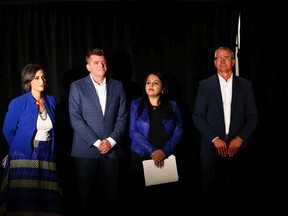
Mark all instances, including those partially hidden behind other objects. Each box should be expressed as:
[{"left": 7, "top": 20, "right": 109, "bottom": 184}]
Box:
[{"left": 39, "top": 107, "right": 47, "bottom": 121}]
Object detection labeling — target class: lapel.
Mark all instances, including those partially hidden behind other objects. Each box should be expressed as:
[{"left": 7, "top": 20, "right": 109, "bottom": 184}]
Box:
[
  {"left": 142, "top": 105, "right": 150, "bottom": 123},
  {"left": 105, "top": 77, "right": 113, "bottom": 114},
  {"left": 212, "top": 74, "right": 224, "bottom": 115},
  {"left": 85, "top": 76, "right": 102, "bottom": 114},
  {"left": 231, "top": 75, "right": 239, "bottom": 118}
]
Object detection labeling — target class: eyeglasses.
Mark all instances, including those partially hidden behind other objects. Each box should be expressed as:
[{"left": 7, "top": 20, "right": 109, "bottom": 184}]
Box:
[{"left": 214, "top": 56, "right": 234, "bottom": 62}]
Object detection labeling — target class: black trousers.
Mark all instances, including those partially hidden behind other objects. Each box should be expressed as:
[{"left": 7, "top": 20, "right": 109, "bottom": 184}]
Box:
[
  {"left": 201, "top": 147, "right": 249, "bottom": 212},
  {"left": 74, "top": 156, "right": 119, "bottom": 213}
]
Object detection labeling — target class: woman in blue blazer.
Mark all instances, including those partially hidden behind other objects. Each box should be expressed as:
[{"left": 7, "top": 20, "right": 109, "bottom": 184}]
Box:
[
  {"left": 129, "top": 71, "right": 182, "bottom": 209},
  {"left": 1, "top": 64, "right": 63, "bottom": 215}
]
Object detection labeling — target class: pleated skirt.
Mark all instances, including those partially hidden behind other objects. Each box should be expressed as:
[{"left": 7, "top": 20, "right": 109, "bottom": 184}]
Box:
[{"left": 0, "top": 140, "right": 64, "bottom": 216}]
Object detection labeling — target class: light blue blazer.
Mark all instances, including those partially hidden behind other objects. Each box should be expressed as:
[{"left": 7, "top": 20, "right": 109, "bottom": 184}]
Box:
[{"left": 69, "top": 75, "right": 127, "bottom": 159}]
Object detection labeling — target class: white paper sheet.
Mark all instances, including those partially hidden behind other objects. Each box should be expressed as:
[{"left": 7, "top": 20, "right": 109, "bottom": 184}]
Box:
[{"left": 142, "top": 155, "right": 179, "bottom": 186}]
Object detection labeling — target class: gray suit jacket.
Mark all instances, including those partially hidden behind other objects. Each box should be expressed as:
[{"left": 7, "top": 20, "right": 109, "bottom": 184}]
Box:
[{"left": 69, "top": 75, "right": 127, "bottom": 159}]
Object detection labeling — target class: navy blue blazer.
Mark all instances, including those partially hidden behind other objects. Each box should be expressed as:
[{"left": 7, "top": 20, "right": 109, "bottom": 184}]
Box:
[
  {"left": 193, "top": 74, "right": 259, "bottom": 153},
  {"left": 2, "top": 92, "right": 56, "bottom": 156},
  {"left": 69, "top": 75, "right": 128, "bottom": 159},
  {"left": 129, "top": 98, "right": 183, "bottom": 157}
]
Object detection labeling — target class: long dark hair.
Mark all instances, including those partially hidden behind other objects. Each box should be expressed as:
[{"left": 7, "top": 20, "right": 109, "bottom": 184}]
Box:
[{"left": 137, "top": 71, "right": 177, "bottom": 123}]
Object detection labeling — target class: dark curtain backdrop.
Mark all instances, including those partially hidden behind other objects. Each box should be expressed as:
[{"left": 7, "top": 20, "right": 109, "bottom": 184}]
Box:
[
  {"left": 0, "top": 0, "right": 286, "bottom": 206},
  {"left": 0, "top": 1, "right": 240, "bottom": 109}
]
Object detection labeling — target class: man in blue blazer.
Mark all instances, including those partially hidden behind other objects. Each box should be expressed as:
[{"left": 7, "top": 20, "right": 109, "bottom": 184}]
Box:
[
  {"left": 193, "top": 46, "right": 259, "bottom": 211},
  {"left": 69, "top": 48, "right": 127, "bottom": 213}
]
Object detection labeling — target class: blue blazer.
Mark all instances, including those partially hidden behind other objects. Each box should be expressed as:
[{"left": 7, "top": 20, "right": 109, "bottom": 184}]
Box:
[
  {"left": 129, "top": 98, "right": 183, "bottom": 158},
  {"left": 2, "top": 92, "right": 56, "bottom": 157},
  {"left": 193, "top": 74, "right": 259, "bottom": 154},
  {"left": 69, "top": 75, "right": 127, "bottom": 159}
]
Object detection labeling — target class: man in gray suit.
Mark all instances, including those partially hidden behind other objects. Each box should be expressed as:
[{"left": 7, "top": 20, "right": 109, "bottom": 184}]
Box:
[
  {"left": 193, "top": 46, "right": 258, "bottom": 212},
  {"left": 69, "top": 48, "right": 127, "bottom": 213}
]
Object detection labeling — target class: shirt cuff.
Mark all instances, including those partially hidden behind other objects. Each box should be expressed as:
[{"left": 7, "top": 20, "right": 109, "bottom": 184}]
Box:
[
  {"left": 93, "top": 139, "right": 101, "bottom": 148},
  {"left": 107, "top": 137, "right": 116, "bottom": 148},
  {"left": 212, "top": 136, "right": 219, "bottom": 143}
]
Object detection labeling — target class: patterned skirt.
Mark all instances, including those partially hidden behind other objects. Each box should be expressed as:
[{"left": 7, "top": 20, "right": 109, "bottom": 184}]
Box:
[{"left": 0, "top": 140, "right": 64, "bottom": 216}]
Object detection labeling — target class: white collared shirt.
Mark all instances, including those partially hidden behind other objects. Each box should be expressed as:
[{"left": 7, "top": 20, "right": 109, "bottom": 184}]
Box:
[
  {"left": 90, "top": 75, "right": 107, "bottom": 115},
  {"left": 218, "top": 74, "right": 233, "bottom": 135},
  {"left": 89, "top": 75, "right": 116, "bottom": 148}
]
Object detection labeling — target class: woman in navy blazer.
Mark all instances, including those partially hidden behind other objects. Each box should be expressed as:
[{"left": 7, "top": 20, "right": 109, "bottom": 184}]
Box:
[
  {"left": 193, "top": 47, "right": 259, "bottom": 211},
  {"left": 1, "top": 64, "right": 63, "bottom": 215},
  {"left": 128, "top": 71, "right": 182, "bottom": 209}
]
